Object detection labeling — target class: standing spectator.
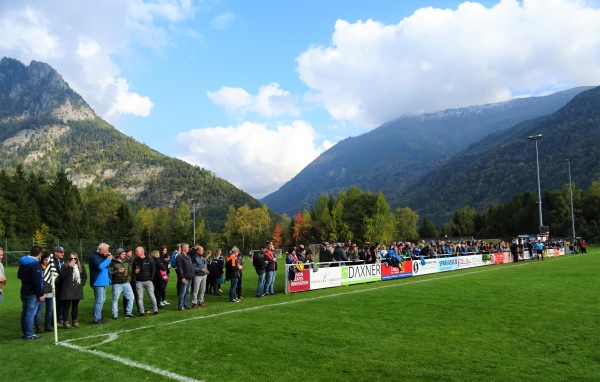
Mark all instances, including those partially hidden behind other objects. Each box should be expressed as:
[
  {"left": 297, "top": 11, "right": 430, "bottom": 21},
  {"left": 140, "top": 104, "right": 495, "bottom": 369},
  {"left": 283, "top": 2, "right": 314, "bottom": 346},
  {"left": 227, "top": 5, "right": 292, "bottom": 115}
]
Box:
[
  {"left": 191, "top": 246, "right": 209, "bottom": 308},
  {"left": 89, "top": 243, "right": 113, "bottom": 324},
  {"left": 510, "top": 240, "right": 520, "bottom": 263},
  {"left": 60, "top": 252, "right": 87, "bottom": 328},
  {"left": 52, "top": 246, "right": 66, "bottom": 326},
  {"left": 151, "top": 249, "right": 167, "bottom": 309},
  {"left": 0, "top": 247, "right": 6, "bottom": 305},
  {"left": 109, "top": 248, "right": 134, "bottom": 319},
  {"left": 264, "top": 242, "right": 277, "bottom": 295},
  {"left": 176, "top": 243, "right": 194, "bottom": 311},
  {"left": 133, "top": 247, "right": 159, "bottom": 316},
  {"left": 159, "top": 246, "right": 171, "bottom": 305},
  {"left": 226, "top": 246, "right": 241, "bottom": 303},
  {"left": 210, "top": 248, "right": 225, "bottom": 295},
  {"left": 236, "top": 250, "right": 244, "bottom": 300},
  {"left": 122, "top": 248, "right": 138, "bottom": 314},
  {"left": 18, "top": 245, "right": 45, "bottom": 340},
  {"left": 253, "top": 245, "right": 267, "bottom": 298},
  {"left": 35, "top": 253, "right": 54, "bottom": 333},
  {"left": 580, "top": 240, "right": 587, "bottom": 254}
]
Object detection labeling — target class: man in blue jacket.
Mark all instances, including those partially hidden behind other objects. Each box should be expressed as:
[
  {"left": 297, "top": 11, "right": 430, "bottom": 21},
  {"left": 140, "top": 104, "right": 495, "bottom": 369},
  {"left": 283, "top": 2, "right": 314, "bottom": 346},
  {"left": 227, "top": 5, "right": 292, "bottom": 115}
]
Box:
[
  {"left": 17, "top": 245, "right": 45, "bottom": 340},
  {"left": 89, "top": 243, "right": 113, "bottom": 324}
]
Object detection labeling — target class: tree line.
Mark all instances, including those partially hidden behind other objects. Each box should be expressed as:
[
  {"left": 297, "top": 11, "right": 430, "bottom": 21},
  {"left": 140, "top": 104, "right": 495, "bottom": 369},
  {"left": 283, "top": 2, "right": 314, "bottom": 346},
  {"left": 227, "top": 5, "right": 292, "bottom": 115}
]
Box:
[{"left": 1, "top": 167, "right": 597, "bottom": 260}]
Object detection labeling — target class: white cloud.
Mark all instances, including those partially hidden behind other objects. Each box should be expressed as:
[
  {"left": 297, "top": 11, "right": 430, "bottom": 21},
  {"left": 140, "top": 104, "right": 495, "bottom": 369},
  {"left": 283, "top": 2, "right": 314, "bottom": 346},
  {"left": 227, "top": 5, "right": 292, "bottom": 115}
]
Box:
[
  {"left": 210, "top": 12, "right": 236, "bottom": 30},
  {"left": 296, "top": 0, "right": 600, "bottom": 127},
  {"left": 175, "top": 120, "right": 326, "bottom": 198},
  {"left": 207, "top": 83, "right": 300, "bottom": 117},
  {"left": 0, "top": 0, "right": 195, "bottom": 123}
]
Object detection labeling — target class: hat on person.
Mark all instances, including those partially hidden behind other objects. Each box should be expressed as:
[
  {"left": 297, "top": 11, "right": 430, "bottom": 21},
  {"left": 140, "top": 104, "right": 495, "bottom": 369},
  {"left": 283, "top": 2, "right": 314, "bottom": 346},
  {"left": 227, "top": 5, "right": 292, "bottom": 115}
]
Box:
[
  {"left": 116, "top": 248, "right": 126, "bottom": 255},
  {"left": 54, "top": 246, "right": 65, "bottom": 253}
]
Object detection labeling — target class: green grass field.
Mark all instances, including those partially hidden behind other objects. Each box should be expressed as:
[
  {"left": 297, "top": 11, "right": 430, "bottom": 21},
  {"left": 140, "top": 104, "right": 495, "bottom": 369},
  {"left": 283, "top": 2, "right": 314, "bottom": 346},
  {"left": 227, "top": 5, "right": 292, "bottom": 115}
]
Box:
[{"left": 1, "top": 251, "right": 599, "bottom": 381}]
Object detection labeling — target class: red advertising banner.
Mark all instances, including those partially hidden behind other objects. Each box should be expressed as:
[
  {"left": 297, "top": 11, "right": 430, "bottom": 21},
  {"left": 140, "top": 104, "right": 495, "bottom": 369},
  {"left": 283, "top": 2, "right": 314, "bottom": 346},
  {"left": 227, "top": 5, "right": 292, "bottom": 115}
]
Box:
[
  {"left": 492, "top": 252, "right": 505, "bottom": 264},
  {"left": 380, "top": 260, "right": 412, "bottom": 280},
  {"left": 288, "top": 269, "right": 311, "bottom": 292}
]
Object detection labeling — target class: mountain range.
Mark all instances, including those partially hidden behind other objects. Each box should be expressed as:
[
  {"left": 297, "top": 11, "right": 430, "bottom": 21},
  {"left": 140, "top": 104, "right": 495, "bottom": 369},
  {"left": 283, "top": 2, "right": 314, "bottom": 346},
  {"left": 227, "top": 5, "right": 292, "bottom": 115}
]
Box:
[
  {"left": 0, "top": 57, "right": 261, "bottom": 230},
  {"left": 261, "top": 85, "right": 596, "bottom": 224}
]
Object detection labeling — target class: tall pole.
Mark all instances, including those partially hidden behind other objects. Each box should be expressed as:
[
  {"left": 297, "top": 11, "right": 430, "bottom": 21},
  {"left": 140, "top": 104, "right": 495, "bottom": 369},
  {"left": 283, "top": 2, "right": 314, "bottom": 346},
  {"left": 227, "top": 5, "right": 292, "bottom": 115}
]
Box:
[
  {"left": 190, "top": 198, "right": 196, "bottom": 244},
  {"left": 527, "top": 135, "right": 544, "bottom": 232},
  {"left": 566, "top": 159, "right": 576, "bottom": 240}
]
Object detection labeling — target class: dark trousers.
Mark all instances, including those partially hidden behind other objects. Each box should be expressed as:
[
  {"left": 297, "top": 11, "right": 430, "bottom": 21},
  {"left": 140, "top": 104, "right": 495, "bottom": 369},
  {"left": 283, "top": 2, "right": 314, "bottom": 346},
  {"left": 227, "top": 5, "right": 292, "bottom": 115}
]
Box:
[{"left": 62, "top": 299, "right": 80, "bottom": 322}]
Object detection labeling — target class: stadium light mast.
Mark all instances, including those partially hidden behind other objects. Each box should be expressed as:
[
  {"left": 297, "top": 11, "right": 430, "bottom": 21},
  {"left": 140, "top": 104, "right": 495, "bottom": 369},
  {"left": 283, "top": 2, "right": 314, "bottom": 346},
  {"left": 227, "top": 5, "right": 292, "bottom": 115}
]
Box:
[
  {"left": 527, "top": 134, "right": 544, "bottom": 233},
  {"left": 566, "top": 159, "right": 576, "bottom": 241},
  {"left": 189, "top": 198, "right": 196, "bottom": 244}
]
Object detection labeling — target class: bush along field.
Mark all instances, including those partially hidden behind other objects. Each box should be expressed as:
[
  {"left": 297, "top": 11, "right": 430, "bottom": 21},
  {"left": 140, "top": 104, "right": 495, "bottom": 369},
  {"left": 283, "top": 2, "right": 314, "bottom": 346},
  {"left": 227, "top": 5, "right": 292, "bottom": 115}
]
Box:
[{"left": 1, "top": 251, "right": 599, "bottom": 381}]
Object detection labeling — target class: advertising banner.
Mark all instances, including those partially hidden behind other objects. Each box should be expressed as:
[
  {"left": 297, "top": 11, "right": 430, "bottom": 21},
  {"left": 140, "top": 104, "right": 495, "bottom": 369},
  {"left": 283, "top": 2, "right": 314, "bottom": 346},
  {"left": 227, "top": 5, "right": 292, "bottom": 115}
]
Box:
[
  {"left": 341, "top": 263, "right": 381, "bottom": 285},
  {"left": 288, "top": 269, "right": 311, "bottom": 293},
  {"left": 411, "top": 258, "right": 438, "bottom": 276},
  {"left": 380, "top": 260, "right": 413, "bottom": 280},
  {"left": 438, "top": 257, "right": 459, "bottom": 272},
  {"left": 492, "top": 252, "right": 505, "bottom": 264},
  {"left": 457, "top": 254, "right": 484, "bottom": 269},
  {"left": 309, "top": 267, "right": 342, "bottom": 290}
]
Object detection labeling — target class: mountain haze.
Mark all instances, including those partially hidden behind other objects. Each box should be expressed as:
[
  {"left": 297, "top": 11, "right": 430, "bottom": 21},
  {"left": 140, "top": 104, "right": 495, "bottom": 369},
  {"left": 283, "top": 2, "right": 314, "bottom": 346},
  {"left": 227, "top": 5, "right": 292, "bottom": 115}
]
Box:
[
  {"left": 0, "top": 57, "right": 261, "bottom": 229},
  {"left": 262, "top": 86, "right": 592, "bottom": 215}
]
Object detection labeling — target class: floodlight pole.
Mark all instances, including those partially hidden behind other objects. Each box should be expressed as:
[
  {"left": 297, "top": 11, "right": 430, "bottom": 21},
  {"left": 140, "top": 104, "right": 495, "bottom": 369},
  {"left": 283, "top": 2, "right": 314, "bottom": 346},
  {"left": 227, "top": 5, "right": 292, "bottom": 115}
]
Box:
[
  {"left": 566, "top": 159, "right": 576, "bottom": 240},
  {"left": 527, "top": 134, "right": 544, "bottom": 231}
]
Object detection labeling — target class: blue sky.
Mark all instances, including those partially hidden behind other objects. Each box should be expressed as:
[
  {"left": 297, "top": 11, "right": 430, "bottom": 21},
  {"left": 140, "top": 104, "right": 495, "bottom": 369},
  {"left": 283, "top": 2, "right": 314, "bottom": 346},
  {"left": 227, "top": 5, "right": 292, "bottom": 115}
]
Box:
[{"left": 1, "top": 0, "right": 600, "bottom": 198}]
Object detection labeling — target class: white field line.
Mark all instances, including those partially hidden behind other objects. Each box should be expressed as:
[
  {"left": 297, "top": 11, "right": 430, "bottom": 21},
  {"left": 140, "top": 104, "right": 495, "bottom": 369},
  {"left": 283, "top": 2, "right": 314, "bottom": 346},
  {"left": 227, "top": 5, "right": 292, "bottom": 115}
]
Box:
[
  {"left": 59, "top": 340, "right": 203, "bottom": 382},
  {"left": 58, "top": 260, "right": 536, "bottom": 381}
]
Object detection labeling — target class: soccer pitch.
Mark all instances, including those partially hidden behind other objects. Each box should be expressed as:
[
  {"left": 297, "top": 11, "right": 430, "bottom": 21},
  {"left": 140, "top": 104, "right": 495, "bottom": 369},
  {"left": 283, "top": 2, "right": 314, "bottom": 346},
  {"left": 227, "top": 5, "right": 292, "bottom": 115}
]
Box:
[{"left": 2, "top": 251, "right": 599, "bottom": 381}]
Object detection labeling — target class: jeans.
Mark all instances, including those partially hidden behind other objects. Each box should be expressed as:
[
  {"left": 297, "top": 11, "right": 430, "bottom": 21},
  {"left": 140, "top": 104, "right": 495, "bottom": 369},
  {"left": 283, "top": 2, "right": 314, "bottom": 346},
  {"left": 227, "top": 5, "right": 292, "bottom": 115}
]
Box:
[
  {"left": 265, "top": 270, "right": 276, "bottom": 294},
  {"left": 92, "top": 286, "right": 106, "bottom": 321},
  {"left": 136, "top": 280, "right": 158, "bottom": 313},
  {"left": 256, "top": 272, "right": 266, "bottom": 297},
  {"left": 229, "top": 277, "right": 239, "bottom": 301},
  {"left": 21, "top": 294, "right": 40, "bottom": 337},
  {"left": 178, "top": 279, "right": 192, "bottom": 308},
  {"left": 112, "top": 283, "right": 134, "bottom": 316},
  {"left": 192, "top": 274, "right": 207, "bottom": 304},
  {"left": 35, "top": 296, "right": 53, "bottom": 327}
]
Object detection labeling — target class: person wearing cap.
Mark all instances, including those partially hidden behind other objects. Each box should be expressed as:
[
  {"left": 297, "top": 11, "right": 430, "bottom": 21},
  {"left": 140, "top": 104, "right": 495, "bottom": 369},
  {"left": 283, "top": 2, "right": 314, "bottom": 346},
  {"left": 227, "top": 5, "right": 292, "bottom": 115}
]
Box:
[
  {"left": 53, "top": 246, "right": 66, "bottom": 325},
  {"left": 89, "top": 243, "right": 113, "bottom": 324},
  {"left": 122, "top": 248, "right": 139, "bottom": 315},
  {"left": 109, "top": 248, "right": 134, "bottom": 319}
]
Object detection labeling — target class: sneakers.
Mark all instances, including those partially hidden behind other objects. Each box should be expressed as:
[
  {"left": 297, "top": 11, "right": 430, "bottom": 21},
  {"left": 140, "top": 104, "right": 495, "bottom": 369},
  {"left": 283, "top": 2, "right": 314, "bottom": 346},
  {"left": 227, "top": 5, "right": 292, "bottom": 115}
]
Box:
[
  {"left": 92, "top": 319, "right": 108, "bottom": 324},
  {"left": 139, "top": 312, "right": 146, "bottom": 317},
  {"left": 23, "top": 334, "right": 43, "bottom": 340},
  {"left": 153, "top": 311, "right": 159, "bottom": 315},
  {"left": 63, "top": 322, "right": 72, "bottom": 329},
  {"left": 192, "top": 304, "right": 199, "bottom": 309},
  {"left": 125, "top": 314, "right": 134, "bottom": 318},
  {"left": 178, "top": 307, "right": 186, "bottom": 311},
  {"left": 184, "top": 306, "right": 192, "bottom": 310},
  {"left": 238, "top": 296, "right": 244, "bottom": 300},
  {"left": 113, "top": 315, "right": 118, "bottom": 320},
  {"left": 72, "top": 321, "right": 80, "bottom": 328},
  {"left": 230, "top": 298, "right": 241, "bottom": 303},
  {"left": 199, "top": 302, "right": 206, "bottom": 307},
  {"left": 162, "top": 300, "right": 170, "bottom": 305},
  {"left": 218, "top": 289, "right": 223, "bottom": 293}
]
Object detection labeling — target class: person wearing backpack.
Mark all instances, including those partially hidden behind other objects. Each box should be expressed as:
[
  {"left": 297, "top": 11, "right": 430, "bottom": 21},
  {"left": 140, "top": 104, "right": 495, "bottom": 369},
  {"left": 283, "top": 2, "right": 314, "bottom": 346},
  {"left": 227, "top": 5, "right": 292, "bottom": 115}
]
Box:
[{"left": 253, "top": 245, "right": 268, "bottom": 298}]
